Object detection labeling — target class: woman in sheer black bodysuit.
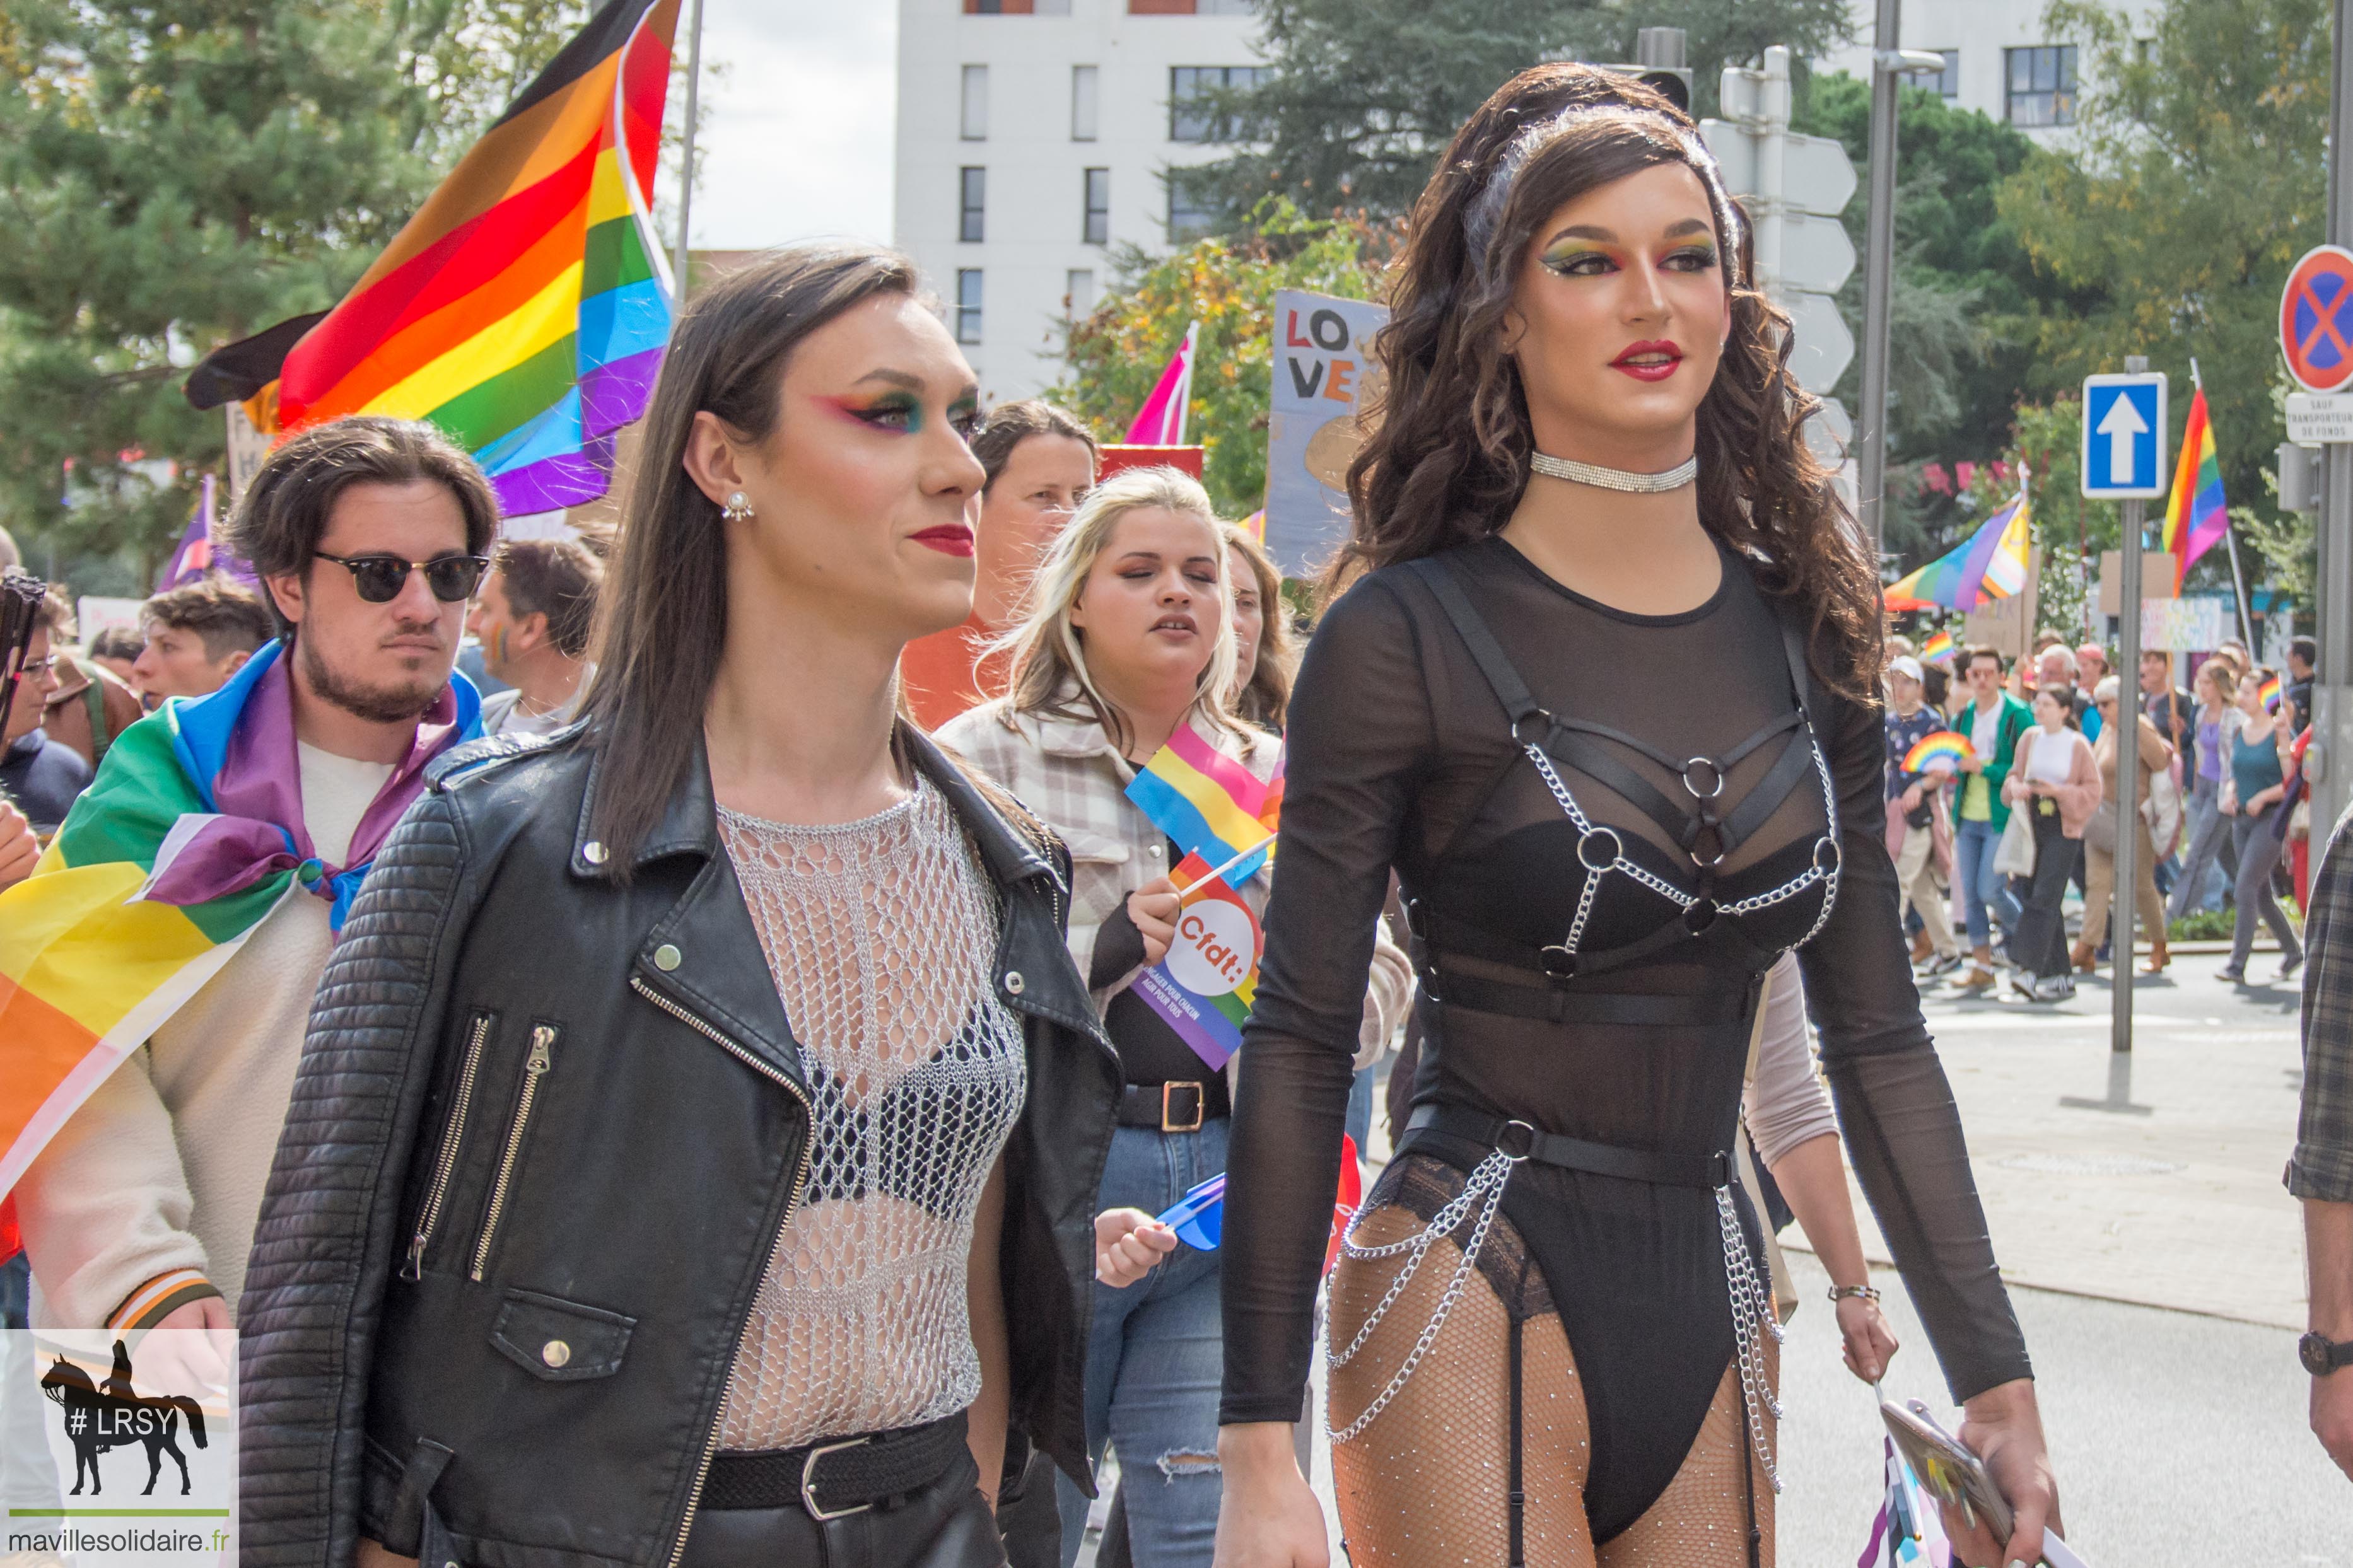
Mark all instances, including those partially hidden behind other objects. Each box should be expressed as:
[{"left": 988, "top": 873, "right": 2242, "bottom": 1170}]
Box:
[{"left": 1209, "top": 66, "right": 2061, "bottom": 1568}]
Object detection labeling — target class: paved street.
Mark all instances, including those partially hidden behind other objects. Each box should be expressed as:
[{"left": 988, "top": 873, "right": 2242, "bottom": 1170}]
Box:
[{"left": 1078, "top": 954, "right": 2337, "bottom": 1566}]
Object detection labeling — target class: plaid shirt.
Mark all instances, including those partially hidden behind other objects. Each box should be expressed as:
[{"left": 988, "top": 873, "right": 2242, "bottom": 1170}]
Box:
[
  {"left": 937, "top": 693, "right": 1411, "bottom": 1067},
  {"left": 2295, "top": 803, "right": 2353, "bottom": 1200}
]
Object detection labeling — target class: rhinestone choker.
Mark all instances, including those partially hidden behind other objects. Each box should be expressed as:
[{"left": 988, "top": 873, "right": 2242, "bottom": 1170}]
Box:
[{"left": 1529, "top": 451, "right": 1698, "bottom": 494}]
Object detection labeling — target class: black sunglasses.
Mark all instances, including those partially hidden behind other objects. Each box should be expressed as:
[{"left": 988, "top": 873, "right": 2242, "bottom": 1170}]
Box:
[{"left": 313, "top": 551, "right": 489, "bottom": 605}]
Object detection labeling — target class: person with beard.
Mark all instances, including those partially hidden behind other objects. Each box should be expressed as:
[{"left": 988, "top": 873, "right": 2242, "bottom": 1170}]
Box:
[{"left": 8, "top": 416, "right": 490, "bottom": 1333}]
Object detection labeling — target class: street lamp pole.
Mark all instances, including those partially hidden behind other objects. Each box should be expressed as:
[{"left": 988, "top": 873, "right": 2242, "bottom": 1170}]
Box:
[
  {"left": 1856, "top": 6, "right": 1949, "bottom": 560},
  {"left": 2313, "top": 0, "right": 2353, "bottom": 849}
]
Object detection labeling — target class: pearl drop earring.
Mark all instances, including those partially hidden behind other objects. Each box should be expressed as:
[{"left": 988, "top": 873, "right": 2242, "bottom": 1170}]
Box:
[{"left": 721, "top": 491, "right": 754, "bottom": 522}]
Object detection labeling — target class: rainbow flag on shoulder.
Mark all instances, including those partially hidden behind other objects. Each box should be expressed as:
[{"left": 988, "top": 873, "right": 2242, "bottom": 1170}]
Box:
[
  {"left": 184, "top": 0, "right": 679, "bottom": 515},
  {"left": 0, "top": 643, "right": 479, "bottom": 1200},
  {"left": 1124, "top": 723, "right": 1282, "bottom": 885}
]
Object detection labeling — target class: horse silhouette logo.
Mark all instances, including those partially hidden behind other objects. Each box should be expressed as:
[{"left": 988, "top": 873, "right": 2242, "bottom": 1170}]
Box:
[{"left": 38, "top": 1339, "right": 208, "bottom": 1496}]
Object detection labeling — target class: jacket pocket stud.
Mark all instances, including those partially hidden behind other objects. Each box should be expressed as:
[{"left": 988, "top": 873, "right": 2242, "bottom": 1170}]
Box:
[
  {"left": 541, "top": 1339, "right": 571, "bottom": 1369},
  {"left": 654, "top": 943, "right": 682, "bottom": 972},
  {"left": 1004, "top": 970, "right": 1024, "bottom": 995}
]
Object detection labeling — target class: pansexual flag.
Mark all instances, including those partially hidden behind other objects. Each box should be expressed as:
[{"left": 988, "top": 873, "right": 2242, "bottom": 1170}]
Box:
[
  {"left": 2164, "top": 385, "right": 2230, "bottom": 595},
  {"left": 1130, "top": 850, "right": 1261, "bottom": 1071},
  {"left": 1883, "top": 494, "right": 2031, "bottom": 613},
  {"left": 1125, "top": 723, "right": 1282, "bottom": 885},
  {"left": 184, "top": 0, "right": 679, "bottom": 516}
]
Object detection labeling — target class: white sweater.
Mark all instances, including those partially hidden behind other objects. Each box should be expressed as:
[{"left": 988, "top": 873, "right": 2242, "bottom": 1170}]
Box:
[{"left": 19, "top": 743, "right": 391, "bottom": 1328}]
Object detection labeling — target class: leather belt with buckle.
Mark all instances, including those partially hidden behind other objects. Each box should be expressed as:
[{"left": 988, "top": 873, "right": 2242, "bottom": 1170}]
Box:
[
  {"left": 1115, "top": 1078, "right": 1229, "bottom": 1131},
  {"left": 701, "top": 1411, "right": 971, "bottom": 1519}
]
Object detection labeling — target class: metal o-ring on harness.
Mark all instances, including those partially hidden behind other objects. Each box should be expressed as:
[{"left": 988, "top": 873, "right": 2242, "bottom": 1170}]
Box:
[
  {"left": 1576, "top": 825, "right": 1622, "bottom": 874},
  {"left": 1679, "top": 755, "right": 1725, "bottom": 799}
]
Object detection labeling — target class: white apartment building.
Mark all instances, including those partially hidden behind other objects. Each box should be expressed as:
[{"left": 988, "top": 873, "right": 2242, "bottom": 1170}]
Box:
[
  {"left": 1816, "top": 0, "right": 2162, "bottom": 143},
  {"left": 892, "top": 0, "right": 2165, "bottom": 402},
  {"left": 893, "top": 0, "right": 1264, "bottom": 401}
]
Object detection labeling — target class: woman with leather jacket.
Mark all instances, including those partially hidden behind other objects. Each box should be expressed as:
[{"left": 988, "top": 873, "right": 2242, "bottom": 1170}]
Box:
[{"left": 236, "top": 243, "right": 1169, "bottom": 1568}]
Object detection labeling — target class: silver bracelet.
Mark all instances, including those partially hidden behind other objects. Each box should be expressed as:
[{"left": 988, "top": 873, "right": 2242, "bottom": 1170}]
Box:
[{"left": 1828, "top": 1284, "right": 1881, "bottom": 1303}]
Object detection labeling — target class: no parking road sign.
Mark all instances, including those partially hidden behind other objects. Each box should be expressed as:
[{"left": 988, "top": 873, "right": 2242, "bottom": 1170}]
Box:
[
  {"left": 2081, "top": 373, "right": 2169, "bottom": 500},
  {"left": 2282, "top": 245, "right": 2353, "bottom": 393}
]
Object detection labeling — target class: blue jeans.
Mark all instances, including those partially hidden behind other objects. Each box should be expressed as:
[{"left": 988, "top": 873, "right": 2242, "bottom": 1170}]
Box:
[
  {"left": 1057, "top": 1119, "right": 1229, "bottom": 1568},
  {"left": 1954, "top": 815, "right": 2023, "bottom": 950}
]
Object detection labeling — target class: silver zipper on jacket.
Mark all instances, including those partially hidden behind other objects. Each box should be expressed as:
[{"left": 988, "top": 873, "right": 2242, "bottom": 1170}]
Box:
[
  {"left": 402, "top": 1011, "right": 494, "bottom": 1282},
  {"left": 628, "top": 975, "right": 813, "bottom": 1568},
  {"left": 469, "top": 1025, "right": 557, "bottom": 1282}
]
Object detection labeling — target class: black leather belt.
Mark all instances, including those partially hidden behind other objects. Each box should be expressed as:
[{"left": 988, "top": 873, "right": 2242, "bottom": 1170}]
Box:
[
  {"left": 1116, "top": 1077, "right": 1229, "bottom": 1131},
  {"left": 1406, "top": 1103, "right": 1731, "bottom": 1190},
  {"left": 1425, "top": 968, "right": 1760, "bottom": 1028},
  {"left": 704, "top": 1410, "right": 969, "bottom": 1520}
]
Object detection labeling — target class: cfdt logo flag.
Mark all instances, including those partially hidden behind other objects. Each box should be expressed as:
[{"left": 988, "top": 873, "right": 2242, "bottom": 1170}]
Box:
[{"left": 4, "top": 1329, "right": 235, "bottom": 1567}]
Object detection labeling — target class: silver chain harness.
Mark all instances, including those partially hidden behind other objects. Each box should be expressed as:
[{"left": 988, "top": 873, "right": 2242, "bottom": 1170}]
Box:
[{"left": 1325, "top": 719, "right": 1839, "bottom": 1479}]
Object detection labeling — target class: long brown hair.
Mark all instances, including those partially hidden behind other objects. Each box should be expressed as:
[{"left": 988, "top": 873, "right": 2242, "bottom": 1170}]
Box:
[
  {"left": 1341, "top": 64, "right": 1881, "bottom": 702},
  {"left": 584, "top": 242, "right": 1041, "bottom": 868}
]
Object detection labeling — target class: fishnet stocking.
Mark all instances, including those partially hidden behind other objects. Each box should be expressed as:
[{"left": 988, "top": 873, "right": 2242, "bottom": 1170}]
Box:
[
  {"left": 1328, "top": 1156, "right": 1775, "bottom": 1568},
  {"left": 714, "top": 779, "right": 1026, "bottom": 1451}
]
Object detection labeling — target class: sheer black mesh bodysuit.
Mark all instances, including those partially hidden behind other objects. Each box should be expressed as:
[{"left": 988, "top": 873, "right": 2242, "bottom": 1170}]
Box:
[{"left": 1220, "top": 537, "right": 2031, "bottom": 1540}]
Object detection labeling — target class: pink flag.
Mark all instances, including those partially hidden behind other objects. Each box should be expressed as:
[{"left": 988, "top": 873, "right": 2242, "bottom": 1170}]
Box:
[{"left": 1125, "top": 321, "right": 1198, "bottom": 445}]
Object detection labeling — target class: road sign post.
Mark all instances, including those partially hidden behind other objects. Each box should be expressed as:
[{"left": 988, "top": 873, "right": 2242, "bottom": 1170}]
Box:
[{"left": 2082, "top": 365, "right": 2168, "bottom": 1056}]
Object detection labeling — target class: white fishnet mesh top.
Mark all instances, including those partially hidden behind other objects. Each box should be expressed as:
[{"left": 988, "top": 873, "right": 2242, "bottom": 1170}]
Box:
[{"left": 715, "top": 775, "right": 1028, "bottom": 1451}]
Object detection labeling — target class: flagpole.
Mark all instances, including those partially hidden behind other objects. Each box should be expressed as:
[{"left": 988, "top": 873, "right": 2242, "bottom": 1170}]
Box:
[
  {"left": 1171, "top": 321, "right": 1198, "bottom": 445},
  {"left": 671, "top": 0, "right": 706, "bottom": 302}
]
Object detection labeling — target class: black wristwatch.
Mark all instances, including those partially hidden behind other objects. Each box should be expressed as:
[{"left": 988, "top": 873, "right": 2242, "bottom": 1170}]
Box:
[{"left": 2300, "top": 1332, "right": 2353, "bottom": 1375}]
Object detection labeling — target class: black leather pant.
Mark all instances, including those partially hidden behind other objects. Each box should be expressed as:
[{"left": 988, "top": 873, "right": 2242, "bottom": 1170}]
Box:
[{"left": 678, "top": 1447, "right": 1006, "bottom": 1568}]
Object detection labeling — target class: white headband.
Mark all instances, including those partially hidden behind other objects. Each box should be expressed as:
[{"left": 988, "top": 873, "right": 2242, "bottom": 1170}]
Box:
[{"left": 1461, "top": 103, "right": 1747, "bottom": 282}]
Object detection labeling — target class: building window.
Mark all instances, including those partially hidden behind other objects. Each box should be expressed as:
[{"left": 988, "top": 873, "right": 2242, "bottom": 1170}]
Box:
[
  {"left": 1083, "top": 167, "right": 1109, "bottom": 244},
  {"left": 959, "top": 167, "right": 986, "bottom": 243},
  {"left": 1929, "top": 49, "right": 1959, "bottom": 98},
  {"left": 1066, "top": 269, "right": 1097, "bottom": 317},
  {"left": 960, "top": 65, "right": 988, "bottom": 139},
  {"left": 1170, "top": 65, "right": 1268, "bottom": 143},
  {"left": 966, "top": 0, "right": 1070, "bottom": 13},
  {"left": 1167, "top": 170, "right": 1218, "bottom": 243},
  {"left": 2004, "top": 45, "right": 2076, "bottom": 127},
  {"left": 1071, "top": 65, "right": 1099, "bottom": 141},
  {"left": 955, "top": 269, "right": 983, "bottom": 344}
]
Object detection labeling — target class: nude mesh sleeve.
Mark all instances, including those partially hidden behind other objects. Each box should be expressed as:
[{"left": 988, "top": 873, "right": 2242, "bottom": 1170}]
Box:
[{"left": 1743, "top": 953, "right": 1838, "bottom": 1168}]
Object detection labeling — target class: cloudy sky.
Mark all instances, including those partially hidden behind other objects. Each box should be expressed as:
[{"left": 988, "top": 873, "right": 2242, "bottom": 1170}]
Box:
[{"left": 682, "top": 0, "right": 901, "bottom": 252}]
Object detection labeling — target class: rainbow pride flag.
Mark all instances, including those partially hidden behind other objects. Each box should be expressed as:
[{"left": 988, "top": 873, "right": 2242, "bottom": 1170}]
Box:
[
  {"left": 1919, "top": 630, "right": 1955, "bottom": 666},
  {"left": 0, "top": 645, "right": 479, "bottom": 1200},
  {"left": 1125, "top": 723, "right": 1282, "bottom": 885},
  {"left": 184, "top": 0, "right": 679, "bottom": 516},
  {"left": 1902, "top": 731, "right": 1974, "bottom": 774},
  {"left": 2164, "top": 385, "right": 2230, "bottom": 595},
  {"left": 1883, "top": 494, "right": 2031, "bottom": 613},
  {"left": 2262, "top": 673, "right": 2283, "bottom": 713}
]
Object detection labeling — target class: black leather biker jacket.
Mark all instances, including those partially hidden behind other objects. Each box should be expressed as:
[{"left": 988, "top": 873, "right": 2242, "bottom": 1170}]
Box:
[{"left": 236, "top": 724, "right": 1119, "bottom": 1568}]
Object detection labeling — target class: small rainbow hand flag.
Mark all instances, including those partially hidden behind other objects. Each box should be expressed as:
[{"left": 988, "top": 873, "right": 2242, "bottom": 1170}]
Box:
[
  {"left": 1903, "top": 731, "right": 1975, "bottom": 774},
  {"left": 1130, "top": 851, "right": 1261, "bottom": 1070},
  {"left": 1919, "top": 630, "right": 1956, "bottom": 666},
  {"left": 1125, "top": 724, "right": 1282, "bottom": 885},
  {"left": 2262, "top": 674, "right": 2283, "bottom": 713}
]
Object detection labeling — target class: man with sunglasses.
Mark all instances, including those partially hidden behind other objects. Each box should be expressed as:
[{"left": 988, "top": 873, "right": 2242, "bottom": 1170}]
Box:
[
  {"left": 0, "top": 583, "right": 93, "bottom": 834},
  {"left": 7, "top": 416, "right": 493, "bottom": 1342}
]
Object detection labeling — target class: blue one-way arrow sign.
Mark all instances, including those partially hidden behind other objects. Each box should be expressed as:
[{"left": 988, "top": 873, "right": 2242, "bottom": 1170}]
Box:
[{"left": 2081, "top": 372, "right": 2169, "bottom": 499}]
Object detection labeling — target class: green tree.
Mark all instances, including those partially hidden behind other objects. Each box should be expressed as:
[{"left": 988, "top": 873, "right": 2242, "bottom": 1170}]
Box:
[
  {"left": 0, "top": 0, "right": 589, "bottom": 583},
  {"left": 1184, "top": 0, "right": 1854, "bottom": 226},
  {"left": 1994, "top": 0, "right": 2330, "bottom": 596},
  {"left": 1053, "top": 201, "right": 1390, "bottom": 520}
]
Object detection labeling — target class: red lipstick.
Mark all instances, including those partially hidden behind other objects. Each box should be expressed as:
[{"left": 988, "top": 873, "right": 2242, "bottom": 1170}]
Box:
[
  {"left": 911, "top": 523, "right": 976, "bottom": 557},
  {"left": 1611, "top": 339, "right": 1684, "bottom": 382}
]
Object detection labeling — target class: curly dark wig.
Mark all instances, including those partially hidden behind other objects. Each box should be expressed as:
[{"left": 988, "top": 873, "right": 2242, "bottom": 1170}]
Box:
[{"left": 1339, "top": 63, "right": 1882, "bottom": 704}]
